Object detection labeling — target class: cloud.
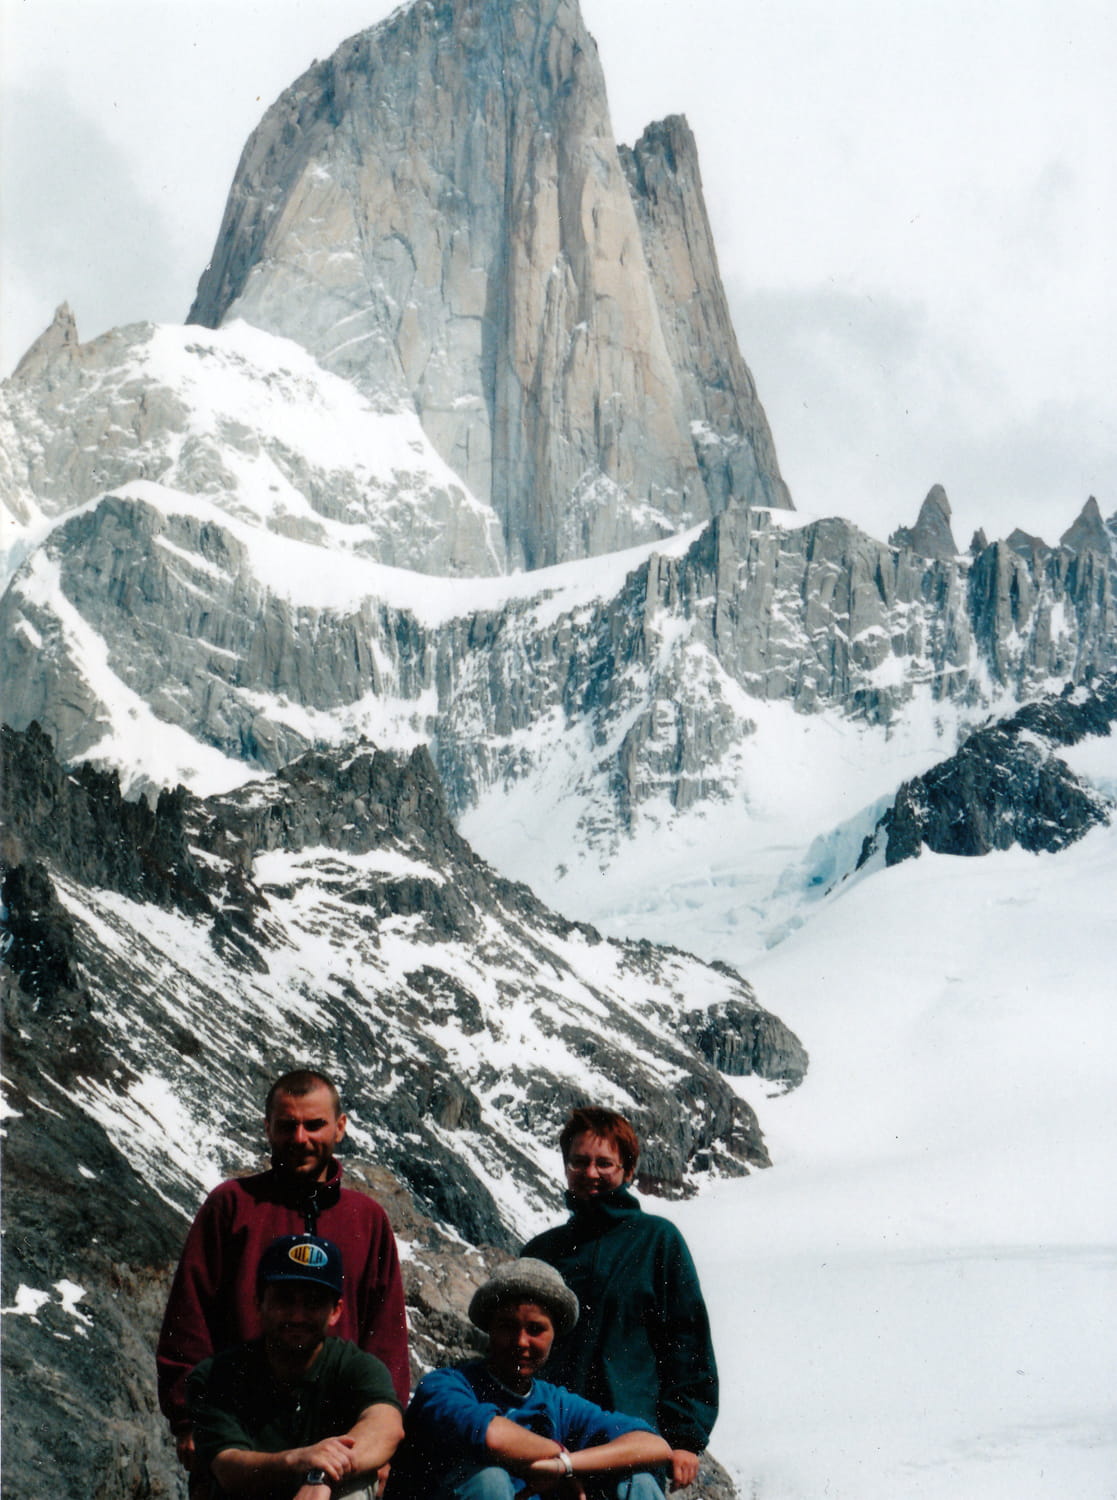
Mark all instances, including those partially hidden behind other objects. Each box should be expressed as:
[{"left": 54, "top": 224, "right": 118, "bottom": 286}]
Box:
[
  {"left": 726, "top": 278, "right": 1116, "bottom": 547},
  {"left": 2, "top": 78, "right": 186, "bottom": 369}
]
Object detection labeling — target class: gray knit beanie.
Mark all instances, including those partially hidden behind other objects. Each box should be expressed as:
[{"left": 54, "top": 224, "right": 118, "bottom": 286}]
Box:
[{"left": 468, "top": 1258, "right": 579, "bottom": 1336}]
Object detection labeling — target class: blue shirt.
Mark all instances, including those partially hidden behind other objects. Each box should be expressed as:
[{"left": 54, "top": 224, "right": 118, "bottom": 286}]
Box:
[{"left": 386, "top": 1360, "right": 656, "bottom": 1499}]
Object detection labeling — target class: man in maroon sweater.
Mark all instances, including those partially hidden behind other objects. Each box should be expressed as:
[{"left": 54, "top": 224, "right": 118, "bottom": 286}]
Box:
[{"left": 157, "top": 1069, "right": 410, "bottom": 1477}]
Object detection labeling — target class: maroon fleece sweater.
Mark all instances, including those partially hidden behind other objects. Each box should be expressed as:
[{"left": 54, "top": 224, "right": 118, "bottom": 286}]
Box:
[{"left": 156, "top": 1160, "right": 409, "bottom": 1431}]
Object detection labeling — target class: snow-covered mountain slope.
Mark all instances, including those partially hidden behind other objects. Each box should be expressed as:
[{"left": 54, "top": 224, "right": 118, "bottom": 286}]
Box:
[
  {"left": 546, "top": 687, "right": 1115, "bottom": 1499},
  {"left": 3, "top": 686, "right": 1113, "bottom": 1500},
  {"left": 0, "top": 314, "right": 504, "bottom": 584},
  {"left": 2, "top": 722, "right": 803, "bottom": 1221},
  {"left": 465, "top": 677, "right": 1117, "bottom": 962},
  {"left": 666, "top": 811, "right": 1117, "bottom": 1500},
  {"left": 460, "top": 684, "right": 964, "bottom": 958},
  {"left": 4, "top": 437, "right": 1115, "bottom": 934}
]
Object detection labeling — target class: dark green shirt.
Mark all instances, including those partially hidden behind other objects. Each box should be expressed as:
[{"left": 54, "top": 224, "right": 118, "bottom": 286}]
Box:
[
  {"left": 187, "top": 1336, "right": 400, "bottom": 1487},
  {"left": 522, "top": 1186, "right": 718, "bottom": 1452}
]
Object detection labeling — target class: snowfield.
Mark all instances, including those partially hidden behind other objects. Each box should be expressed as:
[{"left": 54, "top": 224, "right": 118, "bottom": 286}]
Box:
[{"left": 644, "top": 817, "right": 1117, "bottom": 1499}]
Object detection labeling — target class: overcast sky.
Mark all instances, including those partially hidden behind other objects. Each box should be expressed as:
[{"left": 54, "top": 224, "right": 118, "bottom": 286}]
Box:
[{"left": 3, "top": 0, "right": 1114, "bottom": 547}]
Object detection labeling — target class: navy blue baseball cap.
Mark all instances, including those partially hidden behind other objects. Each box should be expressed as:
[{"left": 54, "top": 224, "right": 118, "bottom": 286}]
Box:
[{"left": 256, "top": 1235, "right": 343, "bottom": 1298}]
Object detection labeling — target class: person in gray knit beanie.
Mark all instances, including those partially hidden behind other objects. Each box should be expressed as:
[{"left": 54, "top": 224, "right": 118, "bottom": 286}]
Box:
[
  {"left": 385, "top": 1258, "right": 668, "bottom": 1500},
  {"left": 468, "top": 1258, "right": 579, "bottom": 1337}
]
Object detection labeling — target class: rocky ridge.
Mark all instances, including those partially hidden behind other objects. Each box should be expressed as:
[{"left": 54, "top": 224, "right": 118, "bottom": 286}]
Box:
[
  {"left": 2, "top": 471, "right": 1114, "bottom": 859},
  {"left": 1, "top": 720, "right": 804, "bottom": 1498}
]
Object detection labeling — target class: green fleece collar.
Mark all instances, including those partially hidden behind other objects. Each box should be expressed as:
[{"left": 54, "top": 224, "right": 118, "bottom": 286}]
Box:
[{"left": 564, "top": 1183, "right": 643, "bottom": 1223}]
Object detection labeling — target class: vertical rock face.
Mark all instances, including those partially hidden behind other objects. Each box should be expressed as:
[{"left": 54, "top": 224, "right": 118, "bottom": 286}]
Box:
[
  {"left": 188, "top": 0, "right": 790, "bottom": 570},
  {"left": 619, "top": 116, "right": 790, "bottom": 514}
]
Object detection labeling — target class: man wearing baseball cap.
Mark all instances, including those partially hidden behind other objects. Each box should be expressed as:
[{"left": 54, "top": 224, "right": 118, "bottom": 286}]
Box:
[{"left": 187, "top": 1235, "right": 403, "bottom": 1499}]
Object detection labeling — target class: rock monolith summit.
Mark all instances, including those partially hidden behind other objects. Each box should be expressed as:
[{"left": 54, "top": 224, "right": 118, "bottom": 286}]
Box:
[{"left": 188, "top": 0, "right": 791, "bottom": 570}]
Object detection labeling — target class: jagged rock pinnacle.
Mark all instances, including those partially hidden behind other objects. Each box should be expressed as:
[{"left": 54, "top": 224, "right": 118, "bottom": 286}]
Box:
[
  {"left": 12, "top": 302, "right": 79, "bottom": 382},
  {"left": 889, "top": 483, "right": 958, "bottom": 559},
  {"left": 1006, "top": 528, "right": 1050, "bottom": 566},
  {"left": 1060, "top": 496, "right": 1111, "bottom": 556}
]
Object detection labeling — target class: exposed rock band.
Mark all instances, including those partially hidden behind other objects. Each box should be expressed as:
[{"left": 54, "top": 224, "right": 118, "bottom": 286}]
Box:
[{"left": 157, "top": 1071, "right": 718, "bottom": 1500}]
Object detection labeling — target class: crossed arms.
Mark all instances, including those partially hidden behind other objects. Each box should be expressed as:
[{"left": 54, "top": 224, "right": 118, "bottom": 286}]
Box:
[
  {"left": 484, "top": 1414, "right": 670, "bottom": 1491},
  {"left": 209, "top": 1402, "right": 403, "bottom": 1498}
]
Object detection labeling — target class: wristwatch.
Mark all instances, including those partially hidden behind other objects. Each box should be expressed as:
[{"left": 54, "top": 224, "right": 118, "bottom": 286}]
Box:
[{"left": 303, "top": 1469, "right": 329, "bottom": 1487}]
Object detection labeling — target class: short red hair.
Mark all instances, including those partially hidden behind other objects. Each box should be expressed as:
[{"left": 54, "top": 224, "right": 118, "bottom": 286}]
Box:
[{"left": 559, "top": 1107, "right": 640, "bottom": 1176}]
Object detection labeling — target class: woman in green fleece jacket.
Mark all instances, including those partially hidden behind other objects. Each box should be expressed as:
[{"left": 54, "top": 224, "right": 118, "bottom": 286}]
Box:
[{"left": 521, "top": 1108, "right": 718, "bottom": 1492}]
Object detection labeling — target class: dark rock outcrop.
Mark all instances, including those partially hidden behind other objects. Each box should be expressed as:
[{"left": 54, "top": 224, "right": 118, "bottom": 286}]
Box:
[
  {"left": 1, "top": 720, "right": 210, "bottom": 914},
  {"left": 858, "top": 678, "right": 1116, "bottom": 866},
  {"left": 682, "top": 994, "right": 809, "bottom": 1087}
]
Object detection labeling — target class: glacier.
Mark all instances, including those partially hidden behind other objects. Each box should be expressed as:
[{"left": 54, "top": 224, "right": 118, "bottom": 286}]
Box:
[{"left": 663, "top": 815, "right": 1117, "bottom": 1499}]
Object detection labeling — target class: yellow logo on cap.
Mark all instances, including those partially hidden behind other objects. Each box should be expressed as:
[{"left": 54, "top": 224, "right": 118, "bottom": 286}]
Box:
[{"left": 288, "top": 1243, "right": 329, "bottom": 1269}]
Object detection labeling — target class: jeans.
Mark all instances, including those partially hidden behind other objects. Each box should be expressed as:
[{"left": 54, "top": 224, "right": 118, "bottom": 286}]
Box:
[{"left": 435, "top": 1466, "right": 663, "bottom": 1500}]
